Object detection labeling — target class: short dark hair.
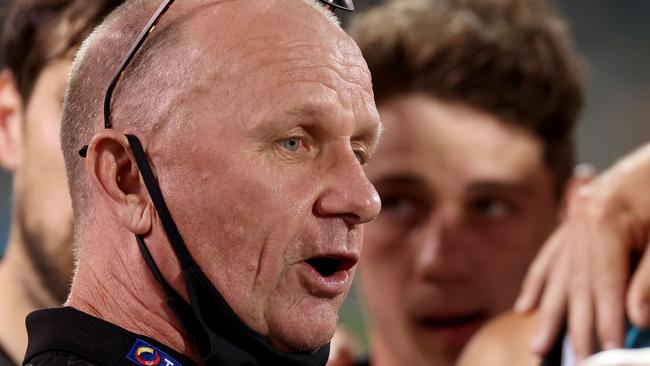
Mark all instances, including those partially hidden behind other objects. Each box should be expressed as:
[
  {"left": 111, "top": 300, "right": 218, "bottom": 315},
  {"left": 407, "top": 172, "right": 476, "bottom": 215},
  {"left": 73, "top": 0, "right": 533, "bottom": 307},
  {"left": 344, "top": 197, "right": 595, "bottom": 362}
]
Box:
[
  {"left": 1, "top": 0, "right": 123, "bottom": 102},
  {"left": 350, "top": 0, "right": 584, "bottom": 194}
]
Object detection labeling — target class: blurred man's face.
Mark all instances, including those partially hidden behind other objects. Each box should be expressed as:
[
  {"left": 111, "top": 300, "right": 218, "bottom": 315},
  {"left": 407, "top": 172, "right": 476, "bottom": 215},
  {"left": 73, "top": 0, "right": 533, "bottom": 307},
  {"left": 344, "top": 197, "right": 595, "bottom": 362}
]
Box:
[
  {"left": 148, "top": 4, "right": 382, "bottom": 352},
  {"left": 360, "top": 94, "right": 558, "bottom": 366},
  {"left": 13, "top": 58, "right": 74, "bottom": 302}
]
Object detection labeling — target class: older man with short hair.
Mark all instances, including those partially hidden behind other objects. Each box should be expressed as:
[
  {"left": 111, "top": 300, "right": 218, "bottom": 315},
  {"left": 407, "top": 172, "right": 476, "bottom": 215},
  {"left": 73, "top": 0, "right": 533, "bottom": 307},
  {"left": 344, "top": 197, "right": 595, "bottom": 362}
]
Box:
[{"left": 24, "top": 0, "right": 381, "bottom": 365}]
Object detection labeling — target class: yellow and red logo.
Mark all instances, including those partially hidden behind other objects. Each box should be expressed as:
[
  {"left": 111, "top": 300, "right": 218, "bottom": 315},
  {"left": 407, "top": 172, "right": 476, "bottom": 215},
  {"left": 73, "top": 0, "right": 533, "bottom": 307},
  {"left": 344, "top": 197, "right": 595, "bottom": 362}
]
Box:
[
  {"left": 135, "top": 346, "right": 161, "bottom": 366},
  {"left": 127, "top": 339, "right": 181, "bottom": 366}
]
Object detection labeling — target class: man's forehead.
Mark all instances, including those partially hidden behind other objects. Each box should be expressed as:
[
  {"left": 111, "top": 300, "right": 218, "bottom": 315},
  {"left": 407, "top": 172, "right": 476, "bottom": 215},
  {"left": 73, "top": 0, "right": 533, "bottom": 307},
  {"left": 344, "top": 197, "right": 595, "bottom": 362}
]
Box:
[
  {"left": 186, "top": 0, "right": 342, "bottom": 38},
  {"left": 185, "top": 0, "right": 364, "bottom": 75},
  {"left": 238, "top": 38, "right": 369, "bottom": 84},
  {"left": 171, "top": 0, "right": 376, "bottom": 133},
  {"left": 190, "top": 9, "right": 372, "bottom": 106}
]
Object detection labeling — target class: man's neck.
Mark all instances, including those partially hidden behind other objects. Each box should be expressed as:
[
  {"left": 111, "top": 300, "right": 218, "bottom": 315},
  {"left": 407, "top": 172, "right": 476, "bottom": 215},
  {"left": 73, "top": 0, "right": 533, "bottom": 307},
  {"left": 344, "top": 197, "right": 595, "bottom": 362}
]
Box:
[
  {"left": 67, "top": 240, "right": 200, "bottom": 363},
  {"left": 0, "top": 227, "right": 59, "bottom": 363}
]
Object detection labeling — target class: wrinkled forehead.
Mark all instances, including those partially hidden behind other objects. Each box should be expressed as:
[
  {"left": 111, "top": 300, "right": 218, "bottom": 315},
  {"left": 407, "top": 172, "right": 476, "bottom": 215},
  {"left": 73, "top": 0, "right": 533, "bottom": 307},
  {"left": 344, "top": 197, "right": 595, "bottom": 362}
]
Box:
[
  {"left": 179, "top": 1, "right": 375, "bottom": 127},
  {"left": 185, "top": 0, "right": 370, "bottom": 86},
  {"left": 235, "top": 35, "right": 373, "bottom": 99}
]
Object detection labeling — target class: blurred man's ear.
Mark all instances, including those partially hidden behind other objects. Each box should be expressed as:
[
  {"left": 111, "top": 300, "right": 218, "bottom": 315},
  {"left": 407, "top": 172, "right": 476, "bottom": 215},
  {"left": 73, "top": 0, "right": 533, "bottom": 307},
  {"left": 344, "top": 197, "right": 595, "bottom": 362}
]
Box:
[
  {"left": 85, "top": 130, "right": 153, "bottom": 235},
  {"left": 559, "top": 163, "right": 597, "bottom": 218},
  {"left": 0, "top": 70, "right": 23, "bottom": 172}
]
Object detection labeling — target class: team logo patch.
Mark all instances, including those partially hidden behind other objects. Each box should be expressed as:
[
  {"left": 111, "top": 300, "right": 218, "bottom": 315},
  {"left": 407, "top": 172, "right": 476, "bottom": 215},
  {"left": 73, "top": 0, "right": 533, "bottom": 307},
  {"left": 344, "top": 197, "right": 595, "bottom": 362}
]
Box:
[{"left": 127, "top": 339, "right": 182, "bottom": 366}]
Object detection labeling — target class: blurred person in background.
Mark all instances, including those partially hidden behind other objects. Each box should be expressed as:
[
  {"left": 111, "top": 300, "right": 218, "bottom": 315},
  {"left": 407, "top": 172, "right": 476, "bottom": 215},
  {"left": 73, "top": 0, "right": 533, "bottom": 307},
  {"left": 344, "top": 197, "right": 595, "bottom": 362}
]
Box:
[
  {"left": 0, "top": 0, "right": 121, "bottom": 364},
  {"left": 459, "top": 142, "right": 650, "bottom": 366},
  {"left": 345, "top": 0, "right": 584, "bottom": 365}
]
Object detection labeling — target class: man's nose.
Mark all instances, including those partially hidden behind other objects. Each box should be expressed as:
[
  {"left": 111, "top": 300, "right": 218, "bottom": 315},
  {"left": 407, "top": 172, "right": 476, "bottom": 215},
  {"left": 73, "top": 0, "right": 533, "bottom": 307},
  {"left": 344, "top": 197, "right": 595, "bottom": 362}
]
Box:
[
  {"left": 413, "top": 210, "right": 469, "bottom": 281},
  {"left": 313, "top": 154, "right": 381, "bottom": 226}
]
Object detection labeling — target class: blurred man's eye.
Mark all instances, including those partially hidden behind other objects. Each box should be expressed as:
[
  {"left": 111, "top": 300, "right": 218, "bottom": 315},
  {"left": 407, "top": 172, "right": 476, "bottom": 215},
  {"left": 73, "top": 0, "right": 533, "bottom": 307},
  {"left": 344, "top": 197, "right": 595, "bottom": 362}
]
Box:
[
  {"left": 381, "top": 195, "right": 423, "bottom": 221},
  {"left": 383, "top": 196, "right": 410, "bottom": 212},
  {"left": 468, "top": 197, "right": 514, "bottom": 219},
  {"left": 353, "top": 149, "right": 369, "bottom": 165}
]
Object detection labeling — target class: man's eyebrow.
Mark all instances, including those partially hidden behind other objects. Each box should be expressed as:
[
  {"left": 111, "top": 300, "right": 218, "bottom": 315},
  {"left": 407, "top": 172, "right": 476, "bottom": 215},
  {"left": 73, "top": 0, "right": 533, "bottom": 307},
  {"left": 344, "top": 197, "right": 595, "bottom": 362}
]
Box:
[
  {"left": 466, "top": 181, "right": 533, "bottom": 196},
  {"left": 372, "top": 173, "right": 427, "bottom": 188},
  {"left": 247, "top": 104, "right": 325, "bottom": 136},
  {"left": 285, "top": 104, "right": 329, "bottom": 121},
  {"left": 283, "top": 104, "right": 383, "bottom": 139},
  {"left": 353, "top": 119, "right": 383, "bottom": 143}
]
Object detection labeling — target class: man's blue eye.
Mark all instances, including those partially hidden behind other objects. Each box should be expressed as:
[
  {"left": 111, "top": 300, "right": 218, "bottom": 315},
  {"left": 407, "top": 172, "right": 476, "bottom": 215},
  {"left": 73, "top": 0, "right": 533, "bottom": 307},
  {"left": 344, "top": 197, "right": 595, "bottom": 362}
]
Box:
[{"left": 282, "top": 138, "right": 302, "bottom": 152}]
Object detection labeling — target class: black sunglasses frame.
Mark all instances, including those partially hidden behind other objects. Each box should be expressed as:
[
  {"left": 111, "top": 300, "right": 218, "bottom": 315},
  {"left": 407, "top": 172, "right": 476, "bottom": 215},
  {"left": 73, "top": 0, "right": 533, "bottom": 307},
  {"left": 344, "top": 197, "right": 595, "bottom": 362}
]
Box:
[
  {"left": 103, "top": 0, "right": 176, "bottom": 129},
  {"left": 319, "top": 0, "right": 354, "bottom": 11}
]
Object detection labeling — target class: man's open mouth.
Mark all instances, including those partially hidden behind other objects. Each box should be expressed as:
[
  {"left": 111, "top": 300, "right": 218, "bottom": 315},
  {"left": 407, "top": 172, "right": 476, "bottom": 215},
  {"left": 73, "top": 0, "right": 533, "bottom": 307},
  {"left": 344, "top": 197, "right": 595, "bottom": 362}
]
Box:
[
  {"left": 305, "top": 256, "right": 356, "bottom": 277},
  {"left": 299, "top": 255, "right": 358, "bottom": 297}
]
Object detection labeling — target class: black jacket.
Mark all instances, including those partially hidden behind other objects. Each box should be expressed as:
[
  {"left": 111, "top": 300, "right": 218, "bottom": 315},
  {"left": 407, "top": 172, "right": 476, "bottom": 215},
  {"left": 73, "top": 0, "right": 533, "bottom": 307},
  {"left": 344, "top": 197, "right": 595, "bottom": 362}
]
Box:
[{"left": 23, "top": 307, "right": 198, "bottom": 366}]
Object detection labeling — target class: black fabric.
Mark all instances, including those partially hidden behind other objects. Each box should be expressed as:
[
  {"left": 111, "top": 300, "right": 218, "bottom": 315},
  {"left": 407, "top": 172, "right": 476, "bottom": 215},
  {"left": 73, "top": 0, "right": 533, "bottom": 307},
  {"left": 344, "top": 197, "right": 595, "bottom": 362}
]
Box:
[
  {"left": 540, "top": 331, "right": 564, "bottom": 366},
  {"left": 124, "top": 134, "right": 330, "bottom": 366},
  {"left": 27, "top": 351, "right": 107, "bottom": 366},
  {"left": 353, "top": 356, "right": 369, "bottom": 366},
  {"left": 23, "top": 307, "right": 198, "bottom": 366},
  {"left": 0, "top": 343, "right": 15, "bottom": 366}
]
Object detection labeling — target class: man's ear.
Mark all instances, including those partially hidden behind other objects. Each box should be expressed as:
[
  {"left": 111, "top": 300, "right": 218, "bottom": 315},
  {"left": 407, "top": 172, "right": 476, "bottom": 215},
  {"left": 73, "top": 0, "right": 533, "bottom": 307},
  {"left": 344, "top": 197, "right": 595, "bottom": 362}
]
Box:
[
  {"left": 560, "top": 163, "right": 597, "bottom": 218},
  {"left": 85, "top": 130, "right": 152, "bottom": 235},
  {"left": 0, "top": 70, "right": 23, "bottom": 172}
]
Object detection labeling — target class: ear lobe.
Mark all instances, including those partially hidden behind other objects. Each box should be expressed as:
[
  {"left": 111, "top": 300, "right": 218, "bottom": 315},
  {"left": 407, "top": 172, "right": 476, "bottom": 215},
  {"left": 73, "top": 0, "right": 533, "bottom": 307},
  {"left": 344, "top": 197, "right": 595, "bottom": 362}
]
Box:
[
  {"left": 86, "top": 130, "right": 152, "bottom": 235},
  {"left": 127, "top": 193, "right": 153, "bottom": 235},
  {"left": 0, "top": 70, "right": 23, "bottom": 172}
]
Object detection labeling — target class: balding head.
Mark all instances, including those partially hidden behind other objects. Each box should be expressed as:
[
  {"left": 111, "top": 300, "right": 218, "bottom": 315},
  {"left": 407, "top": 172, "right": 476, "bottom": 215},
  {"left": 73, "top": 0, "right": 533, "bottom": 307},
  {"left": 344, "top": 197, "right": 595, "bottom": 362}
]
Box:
[
  {"left": 61, "top": 0, "right": 349, "bottom": 229},
  {"left": 62, "top": 0, "right": 379, "bottom": 354}
]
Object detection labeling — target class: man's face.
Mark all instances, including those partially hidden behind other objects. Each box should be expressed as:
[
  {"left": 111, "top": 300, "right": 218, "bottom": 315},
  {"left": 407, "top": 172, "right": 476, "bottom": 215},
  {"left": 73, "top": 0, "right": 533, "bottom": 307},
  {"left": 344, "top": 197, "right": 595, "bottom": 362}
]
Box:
[
  {"left": 360, "top": 94, "right": 558, "bottom": 366},
  {"left": 148, "top": 6, "right": 381, "bottom": 352},
  {"left": 14, "top": 58, "right": 75, "bottom": 302}
]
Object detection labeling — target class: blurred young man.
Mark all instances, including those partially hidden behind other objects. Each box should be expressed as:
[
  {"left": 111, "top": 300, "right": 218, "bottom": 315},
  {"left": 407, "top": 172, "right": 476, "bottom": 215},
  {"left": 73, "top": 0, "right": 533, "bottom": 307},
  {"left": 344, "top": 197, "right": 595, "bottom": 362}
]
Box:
[
  {"left": 348, "top": 0, "right": 583, "bottom": 365},
  {"left": 0, "top": 1, "right": 121, "bottom": 363},
  {"left": 459, "top": 143, "right": 650, "bottom": 366}
]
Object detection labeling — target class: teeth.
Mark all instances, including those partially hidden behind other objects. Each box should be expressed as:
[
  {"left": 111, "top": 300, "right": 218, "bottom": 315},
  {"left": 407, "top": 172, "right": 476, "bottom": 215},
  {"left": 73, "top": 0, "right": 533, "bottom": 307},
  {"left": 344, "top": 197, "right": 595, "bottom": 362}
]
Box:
[{"left": 306, "top": 257, "right": 341, "bottom": 277}]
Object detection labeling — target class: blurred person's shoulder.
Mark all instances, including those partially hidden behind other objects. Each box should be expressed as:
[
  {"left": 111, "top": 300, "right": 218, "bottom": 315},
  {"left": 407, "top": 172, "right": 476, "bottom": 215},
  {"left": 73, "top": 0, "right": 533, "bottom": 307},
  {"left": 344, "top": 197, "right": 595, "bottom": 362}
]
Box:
[
  {"left": 26, "top": 351, "right": 98, "bottom": 366},
  {"left": 457, "top": 312, "right": 541, "bottom": 366},
  {"left": 0, "top": 345, "right": 14, "bottom": 366}
]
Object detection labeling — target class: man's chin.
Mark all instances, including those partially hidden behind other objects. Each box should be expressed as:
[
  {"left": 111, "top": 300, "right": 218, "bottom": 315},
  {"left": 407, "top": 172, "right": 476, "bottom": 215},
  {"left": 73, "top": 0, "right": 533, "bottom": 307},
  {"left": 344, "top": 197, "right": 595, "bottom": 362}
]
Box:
[
  {"left": 408, "top": 323, "right": 479, "bottom": 366},
  {"left": 266, "top": 300, "right": 338, "bottom": 353}
]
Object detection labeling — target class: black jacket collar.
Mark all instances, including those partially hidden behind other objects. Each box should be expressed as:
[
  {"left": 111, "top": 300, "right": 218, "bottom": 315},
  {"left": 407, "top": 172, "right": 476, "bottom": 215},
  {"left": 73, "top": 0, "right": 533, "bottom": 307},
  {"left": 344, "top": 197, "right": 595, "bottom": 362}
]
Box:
[{"left": 24, "top": 307, "right": 198, "bottom": 366}]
